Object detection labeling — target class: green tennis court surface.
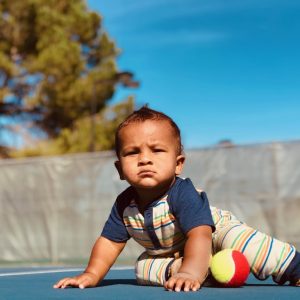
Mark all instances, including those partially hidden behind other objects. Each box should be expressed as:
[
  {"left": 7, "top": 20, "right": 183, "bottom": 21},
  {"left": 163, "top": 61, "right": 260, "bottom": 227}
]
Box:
[{"left": 0, "top": 267, "right": 299, "bottom": 300}]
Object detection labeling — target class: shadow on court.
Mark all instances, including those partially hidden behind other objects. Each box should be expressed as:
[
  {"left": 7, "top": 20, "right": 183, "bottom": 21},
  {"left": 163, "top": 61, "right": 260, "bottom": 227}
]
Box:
[
  {"left": 0, "top": 268, "right": 299, "bottom": 300},
  {"left": 99, "top": 278, "right": 138, "bottom": 286}
]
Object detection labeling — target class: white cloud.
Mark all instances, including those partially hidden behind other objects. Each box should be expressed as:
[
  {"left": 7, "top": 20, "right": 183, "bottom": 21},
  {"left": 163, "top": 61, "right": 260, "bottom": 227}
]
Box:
[{"left": 153, "top": 30, "right": 228, "bottom": 46}]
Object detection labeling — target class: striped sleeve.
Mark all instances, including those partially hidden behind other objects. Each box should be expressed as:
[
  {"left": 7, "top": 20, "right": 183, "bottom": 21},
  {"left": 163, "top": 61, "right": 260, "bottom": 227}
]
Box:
[{"left": 100, "top": 188, "right": 133, "bottom": 242}]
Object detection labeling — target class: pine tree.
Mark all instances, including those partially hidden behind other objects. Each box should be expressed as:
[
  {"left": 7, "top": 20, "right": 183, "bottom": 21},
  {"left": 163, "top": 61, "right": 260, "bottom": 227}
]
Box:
[{"left": 0, "top": 0, "right": 138, "bottom": 156}]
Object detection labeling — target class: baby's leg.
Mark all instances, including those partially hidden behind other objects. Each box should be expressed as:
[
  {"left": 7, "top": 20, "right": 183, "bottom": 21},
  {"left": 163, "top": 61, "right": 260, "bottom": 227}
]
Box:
[
  {"left": 279, "top": 250, "right": 300, "bottom": 286},
  {"left": 135, "top": 252, "right": 176, "bottom": 286},
  {"left": 212, "top": 218, "right": 296, "bottom": 284}
]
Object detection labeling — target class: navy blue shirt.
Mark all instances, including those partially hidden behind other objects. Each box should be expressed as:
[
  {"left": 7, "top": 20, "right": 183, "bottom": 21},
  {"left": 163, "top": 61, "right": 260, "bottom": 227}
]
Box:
[{"left": 101, "top": 178, "right": 215, "bottom": 249}]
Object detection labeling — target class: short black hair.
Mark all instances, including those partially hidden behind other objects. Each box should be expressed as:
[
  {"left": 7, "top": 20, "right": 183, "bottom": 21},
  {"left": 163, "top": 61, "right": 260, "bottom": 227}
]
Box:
[{"left": 115, "top": 106, "right": 183, "bottom": 157}]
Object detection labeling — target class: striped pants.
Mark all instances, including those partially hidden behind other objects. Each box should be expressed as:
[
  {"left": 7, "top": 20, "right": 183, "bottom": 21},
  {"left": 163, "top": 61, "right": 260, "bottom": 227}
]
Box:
[{"left": 135, "top": 206, "right": 296, "bottom": 286}]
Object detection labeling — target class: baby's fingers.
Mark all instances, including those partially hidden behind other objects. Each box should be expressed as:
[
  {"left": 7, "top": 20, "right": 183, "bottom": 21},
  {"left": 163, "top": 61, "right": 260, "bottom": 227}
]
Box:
[
  {"left": 164, "top": 276, "right": 177, "bottom": 291},
  {"left": 78, "top": 277, "right": 93, "bottom": 289},
  {"left": 53, "top": 277, "right": 79, "bottom": 289},
  {"left": 190, "top": 280, "right": 201, "bottom": 292},
  {"left": 182, "top": 280, "right": 195, "bottom": 292},
  {"left": 178, "top": 279, "right": 200, "bottom": 292},
  {"left": 164, "top": 276, "right": 201, "bottom": 292},
  {"left": 53, "top": 277, "right": 69, "bottom": 288},
  {"left": 165, "top": 277, "right": 185, "bottom": 292}
]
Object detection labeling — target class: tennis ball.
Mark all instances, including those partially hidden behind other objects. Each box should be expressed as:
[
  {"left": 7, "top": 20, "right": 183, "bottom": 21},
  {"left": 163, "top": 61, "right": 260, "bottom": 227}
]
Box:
[{"left": 210, "top": 249, "right": 250, "bottom": 287}]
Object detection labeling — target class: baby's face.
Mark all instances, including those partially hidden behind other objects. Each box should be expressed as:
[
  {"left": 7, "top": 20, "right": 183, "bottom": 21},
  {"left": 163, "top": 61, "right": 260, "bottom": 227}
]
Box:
[{"left": 115, "top": 120, "right": 184, "bottom": 194}]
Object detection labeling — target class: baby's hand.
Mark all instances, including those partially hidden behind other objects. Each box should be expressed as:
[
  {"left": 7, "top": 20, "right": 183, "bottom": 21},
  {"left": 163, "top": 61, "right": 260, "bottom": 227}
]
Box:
[
  {"left": 53, "top": 272, "right": 98, "bottom": 289},
  {"left": 164, "top": 272, "right": 201, "bottom": 292}
]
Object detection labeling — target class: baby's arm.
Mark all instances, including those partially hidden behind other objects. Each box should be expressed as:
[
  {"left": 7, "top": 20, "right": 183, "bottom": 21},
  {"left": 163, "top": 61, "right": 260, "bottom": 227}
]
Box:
[
  {"left": 164, "top": 225, "right": 212, "bottom": 292},
  {"left": 53, "top": 236, "right": 126, "bottom": 289}
]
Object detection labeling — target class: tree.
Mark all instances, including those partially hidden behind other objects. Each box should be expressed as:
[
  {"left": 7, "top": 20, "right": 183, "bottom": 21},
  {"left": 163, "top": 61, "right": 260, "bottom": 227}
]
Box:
[
  {"left": 0, "top": 0, "right": 138, "bottom": 156},
  {"left": 10, "top": 96, "right": 135, "bottom": 157}
]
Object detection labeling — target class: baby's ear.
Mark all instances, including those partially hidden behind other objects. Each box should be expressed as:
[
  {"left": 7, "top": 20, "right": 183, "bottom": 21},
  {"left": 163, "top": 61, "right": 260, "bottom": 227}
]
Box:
[
  {"left": 175, "top": 155, "right": 185, "bottom": 175},
  {"left": 114, "top": 161, "right": 125, "bottom": 180}
]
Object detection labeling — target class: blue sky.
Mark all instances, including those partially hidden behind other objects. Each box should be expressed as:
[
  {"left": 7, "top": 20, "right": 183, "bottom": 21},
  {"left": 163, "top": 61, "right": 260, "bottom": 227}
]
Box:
[{"left": 87, "top": 0, "right": 300, "bottom": 149}]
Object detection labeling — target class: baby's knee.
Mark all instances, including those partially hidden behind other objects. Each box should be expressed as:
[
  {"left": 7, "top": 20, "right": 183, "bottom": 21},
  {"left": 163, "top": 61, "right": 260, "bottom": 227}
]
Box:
[
  {"left": 135, "top": 252, "right": 174, "bottom": 286},
  {"left": 135, "top": 252, "right": 149, "bottom": 285}
]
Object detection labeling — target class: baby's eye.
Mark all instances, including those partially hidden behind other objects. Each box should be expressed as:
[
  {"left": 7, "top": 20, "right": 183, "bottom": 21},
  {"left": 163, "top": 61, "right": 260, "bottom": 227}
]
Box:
[
  {"left": 153, "top": 148, "right": 165, "bottom": 153},
  {"left": 128, "top": 151, "right": 138, "bottom": 155},
  {"left": 124, "top": 150, "right": 138, "bottom": 156}
]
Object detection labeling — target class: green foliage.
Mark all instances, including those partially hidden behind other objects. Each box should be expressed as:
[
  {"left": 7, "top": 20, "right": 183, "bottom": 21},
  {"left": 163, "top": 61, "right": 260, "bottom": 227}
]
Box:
[
  {"left": 0, "top": 0, "right": 138, "bottom": 157},
  {"left": 10, "top": 96, "right": 135, "bottom": 158}
]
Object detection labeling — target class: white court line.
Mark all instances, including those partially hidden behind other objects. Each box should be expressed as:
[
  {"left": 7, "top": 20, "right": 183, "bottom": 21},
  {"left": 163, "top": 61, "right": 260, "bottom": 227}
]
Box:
[
  {"left": 0, "top": 268, "right": 83, "bottom": 277},
  {"left": 0, "top": 266, "right": 133, "bottom": 277}
]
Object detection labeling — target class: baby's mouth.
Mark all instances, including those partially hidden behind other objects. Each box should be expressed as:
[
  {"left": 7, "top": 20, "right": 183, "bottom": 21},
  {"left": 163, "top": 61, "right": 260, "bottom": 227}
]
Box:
[{"left": 138, "top": 170, "right": 155, "bottom": 176}]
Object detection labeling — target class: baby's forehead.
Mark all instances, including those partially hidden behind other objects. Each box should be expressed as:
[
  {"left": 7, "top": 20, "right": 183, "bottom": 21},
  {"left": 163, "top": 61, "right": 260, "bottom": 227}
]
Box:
[
  {"left": 116, "top": 119, "right": 182, "bottom": 155},
  {"left": 123, "top": 119, "right": 172, "bottom": 130},
  {"left": 121, "top": 120, "right": 175, "bottom": 138}
]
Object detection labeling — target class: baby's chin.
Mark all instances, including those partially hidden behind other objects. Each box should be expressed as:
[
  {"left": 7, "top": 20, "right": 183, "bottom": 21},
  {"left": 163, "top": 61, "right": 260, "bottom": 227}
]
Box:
[
  {"left": 134, "top": 180, "right": 160, "bottom": 189},
  {"left": 133, "top": 178, "right": 174, "bottom": 191}
]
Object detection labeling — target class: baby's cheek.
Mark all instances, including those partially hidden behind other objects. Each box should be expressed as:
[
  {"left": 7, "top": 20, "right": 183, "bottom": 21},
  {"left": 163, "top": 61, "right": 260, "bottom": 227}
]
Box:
[{"left": 124, "top": 168, "right": 137, "bottom": 179}]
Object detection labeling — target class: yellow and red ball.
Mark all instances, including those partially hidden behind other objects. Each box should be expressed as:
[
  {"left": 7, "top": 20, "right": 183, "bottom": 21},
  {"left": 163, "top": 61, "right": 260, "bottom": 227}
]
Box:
[{"left": 210, "top": 249, "right": 250, "bottom": 287}]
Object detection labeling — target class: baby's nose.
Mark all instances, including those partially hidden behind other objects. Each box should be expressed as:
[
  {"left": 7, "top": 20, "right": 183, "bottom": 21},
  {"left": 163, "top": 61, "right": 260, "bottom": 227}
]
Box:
[{"left": 138, "top": 152, "right": 152, "bottom": 165}]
